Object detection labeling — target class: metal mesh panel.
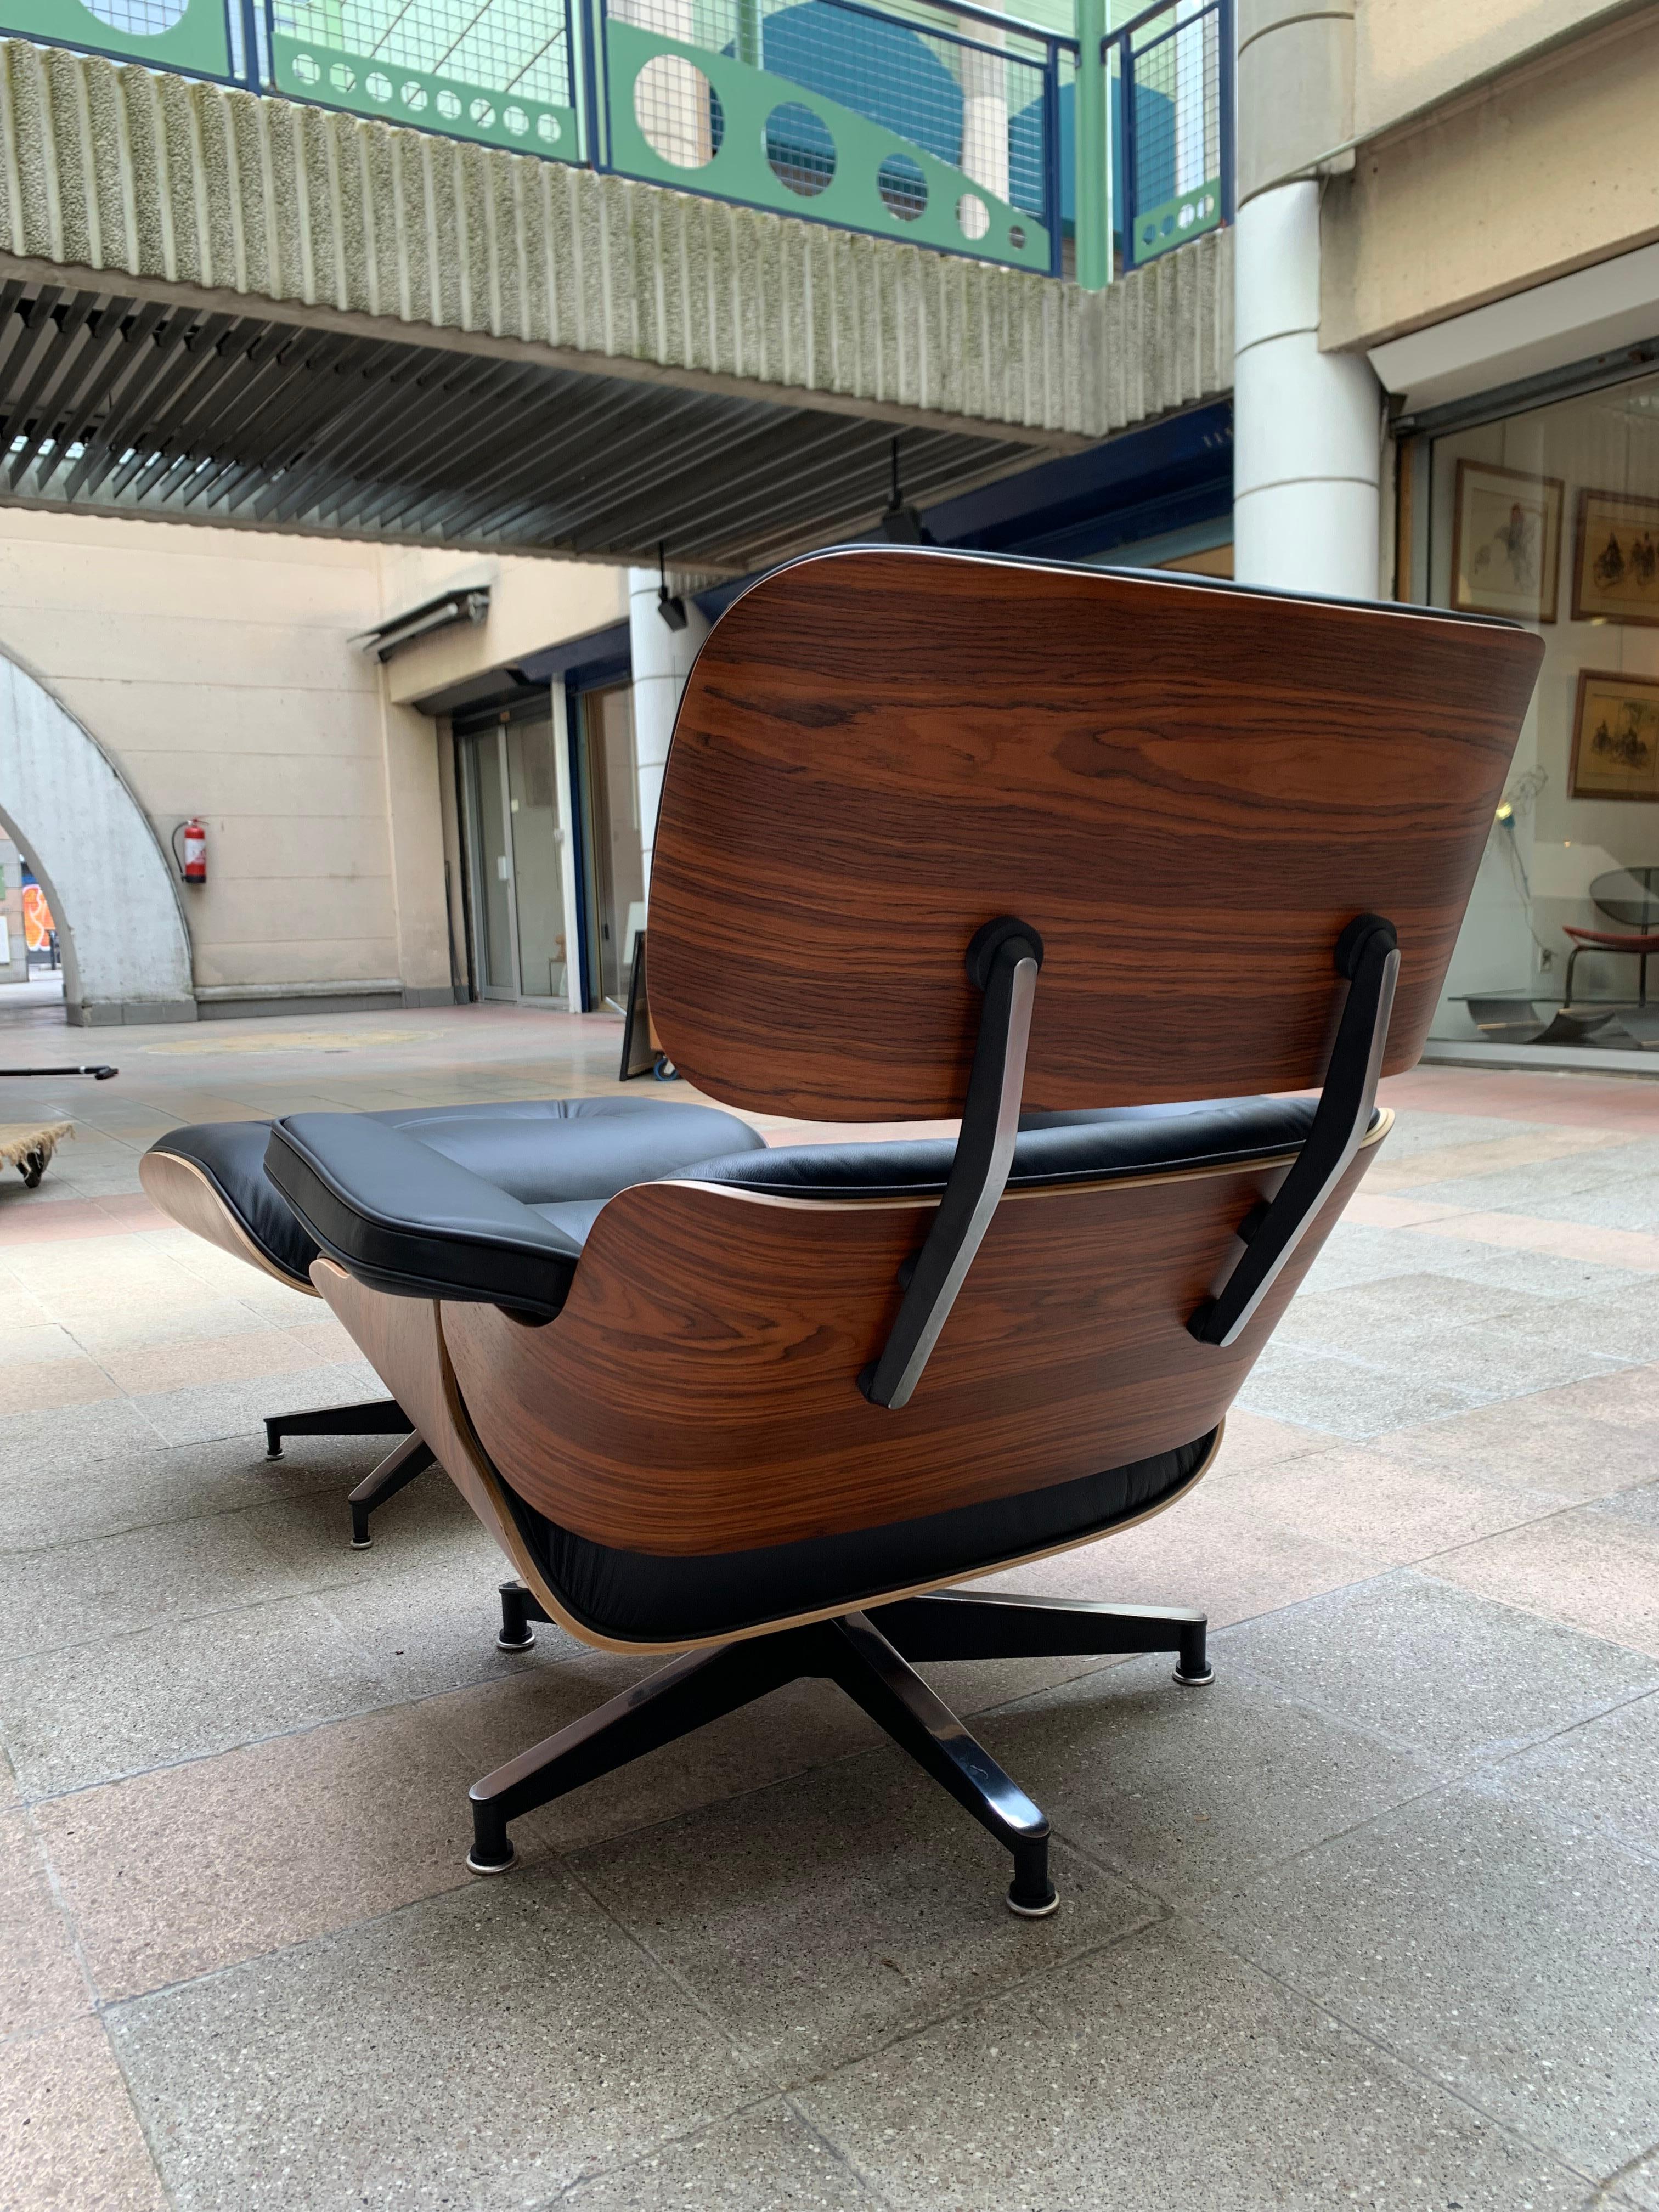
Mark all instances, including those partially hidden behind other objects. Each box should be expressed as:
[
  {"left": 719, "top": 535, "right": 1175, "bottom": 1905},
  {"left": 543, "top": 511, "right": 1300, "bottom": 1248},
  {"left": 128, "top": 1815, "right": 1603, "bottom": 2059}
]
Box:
[
  {"left": 1123, "top": 0, "right": 1222, "bottom": 264},
  {"left": 80, "top": 0, "right": 188, "bottom": 35},
  {"left": 625, "top": 0, "right": 1054, "bottom": 221},
  {"left": 274, "top": 0, "right": 574, "bottom": 107}
]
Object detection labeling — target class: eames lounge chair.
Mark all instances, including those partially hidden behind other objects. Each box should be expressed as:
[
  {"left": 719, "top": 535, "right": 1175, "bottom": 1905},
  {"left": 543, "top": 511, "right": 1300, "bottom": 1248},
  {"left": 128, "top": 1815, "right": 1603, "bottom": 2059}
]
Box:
[
  {"left": 257, "top": 548, "right": 1542, "bottom": 1913},
  {"left": 140, "top": 1098, "right": 762, "bottom": 1543}
]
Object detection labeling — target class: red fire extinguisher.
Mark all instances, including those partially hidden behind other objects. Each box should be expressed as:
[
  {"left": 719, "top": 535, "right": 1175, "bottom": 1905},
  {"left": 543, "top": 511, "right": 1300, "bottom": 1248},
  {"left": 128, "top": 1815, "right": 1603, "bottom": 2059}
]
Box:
[{"left": 172, "top": 817, "right": 207, "bottom": 885}]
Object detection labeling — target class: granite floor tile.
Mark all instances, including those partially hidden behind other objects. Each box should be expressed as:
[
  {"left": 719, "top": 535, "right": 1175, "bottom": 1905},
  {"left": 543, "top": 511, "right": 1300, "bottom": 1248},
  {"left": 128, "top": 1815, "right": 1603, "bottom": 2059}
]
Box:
[
  {"left": 0, "top": 1508, "right": 319, "bottom": 1661},
  {"left": 1233, "top": 1345, "right": 1481, "bottom": 1438},
  {"left": 0, "top": 1593, "right": 392, "bottom": 1797},
  {"left": 128, "top": 1359, "right": 384, "bottom": 1446},
  {"left": 559, "top": 2100, "right": 878, "bottom": 2209},
  {"left": 108, "top": 1865, "right": 746, "bottom": 2212},
  {"left": 0, "top": 1397, "right": 164, "bottom": 1485},
  {"left": 569, "top": 1743, "right": 1157, "bottom": 2089},
  {"left": 96, "top": 1325, "right": 343, "bottom": 1396},
  {"left": 54, "top": 1298, "right": 281, "bottom": 1355},
  {"left": 427, "top": 1661, "right": 885, "bottom": 1855},
  {"left": 1278, "top": 1271, "right": 1545, "bottom": 1347},
  {"left": 796, "top": 1916, "right": 1588, "bottom": 2212},
  {"left": 1500, "top": 1293, "right": 1659, "bottom": 1367},
  {"left": 1427, "top": 1504, "right": 1659, "bottom": 1658},
  {"left": 0, "top": 1808, "right": 88, "bottom": 2035},
  {"left": 0, "top": 2016, "right": 166, "bottom": 2210},
  {"left": 37, "top": 1705, "right": 484, "bottom": 2000},
  {"left": 1208, "top": 1785, "right": 1659, "bottom": 2183},
  {"left": 0, "top": 1355, "right": 121, "bottom": 1414},
  {"left": 1544, "top": 1363, "right": 1659, "bottom": 1431},
  {"left": 1201, "top": 1407, "right": 1331, "bottom": 1476},
  {"left": 0, "top": 1431, "right": 364, "bottom": 1554},
  {"left": 1365, "top": 1321, "right": 1630, "bottom": 1403},
  {"left": 1215, "top": 1570, "right": 1659, "bottom": 1770},
  {"left": 1385, "top": 1392, "right": 1659, "bottom": 1499},
  {"left": 1487, "top": 1687, "right": 1659, "bottom": 1867},
  {"left": 313, "top": 1533, "right": 559, "bottom": 1701},
  {"left": 977, "top": 1652, "right": 1439, "bottom": 1905},
  {"left": 1210, "top": 1441, "right": 1564, "bottom": 1567},
  {"left": 242, "top": 1454, "right": 481, "bottom": 1587}
]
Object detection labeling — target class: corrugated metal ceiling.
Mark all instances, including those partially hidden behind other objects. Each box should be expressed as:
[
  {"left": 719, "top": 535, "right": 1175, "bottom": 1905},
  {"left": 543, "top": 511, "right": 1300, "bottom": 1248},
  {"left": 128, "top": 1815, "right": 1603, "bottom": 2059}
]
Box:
[{"left": 0, "top": 283, "right": 1045, "bottom": 571}]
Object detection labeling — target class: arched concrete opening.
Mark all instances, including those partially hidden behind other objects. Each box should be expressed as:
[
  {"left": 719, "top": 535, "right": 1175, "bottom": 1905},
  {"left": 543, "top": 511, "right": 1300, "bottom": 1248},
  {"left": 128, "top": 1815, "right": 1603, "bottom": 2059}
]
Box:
[{"left": 0, "top": 655, "right": 195, "bottom": 1026}]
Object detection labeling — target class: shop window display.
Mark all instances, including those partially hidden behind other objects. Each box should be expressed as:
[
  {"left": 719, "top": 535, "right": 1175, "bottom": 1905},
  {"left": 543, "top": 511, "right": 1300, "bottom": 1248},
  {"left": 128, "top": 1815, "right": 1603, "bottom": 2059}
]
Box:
[{"left": 1423, "top": 370, "right": 1659, "bottom": 1051}]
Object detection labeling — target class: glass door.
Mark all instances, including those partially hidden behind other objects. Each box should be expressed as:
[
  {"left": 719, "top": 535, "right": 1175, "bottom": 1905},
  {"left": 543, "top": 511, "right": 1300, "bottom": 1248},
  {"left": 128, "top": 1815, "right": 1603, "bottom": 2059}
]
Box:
[
  {"left": 458, "top": 728, "right": 518, "bottom": 999},
  {"left": 457, "top": 712, "right": 573, "bottom": 1006},
  {"left": 579, "top": 682, "right": 645, "bottom": 1011}
]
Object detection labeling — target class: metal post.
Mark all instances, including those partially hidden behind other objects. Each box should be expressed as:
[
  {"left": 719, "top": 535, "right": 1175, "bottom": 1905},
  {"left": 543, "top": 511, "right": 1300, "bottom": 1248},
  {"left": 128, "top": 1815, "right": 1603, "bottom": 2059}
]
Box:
[
  {"left": 1074, "top": 0, "right": 1109, "bottom": 289},
  {"left": 735, "top": 0, "right": 762, "bottom": 68}
]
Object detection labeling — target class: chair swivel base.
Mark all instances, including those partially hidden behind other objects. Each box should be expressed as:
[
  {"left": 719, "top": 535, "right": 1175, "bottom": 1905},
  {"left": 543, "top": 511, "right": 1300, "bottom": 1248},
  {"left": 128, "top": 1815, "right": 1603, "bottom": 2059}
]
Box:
[
  {"left": 472, "top": 1585, "right": 1212, "bottom": 1916},
  {"left": 262, "top": 1396, "right": 433, "bottom": 1548},
  {"left": 348, "top": 1433, "right": 438, "bottom": 1547}
]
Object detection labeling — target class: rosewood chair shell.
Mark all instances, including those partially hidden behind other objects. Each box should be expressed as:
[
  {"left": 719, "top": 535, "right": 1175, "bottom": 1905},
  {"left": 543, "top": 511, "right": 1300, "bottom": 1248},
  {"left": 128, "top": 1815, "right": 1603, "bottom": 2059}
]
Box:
[{"left": 273, "top": 548, "right": 1544, "bottom": 1912}]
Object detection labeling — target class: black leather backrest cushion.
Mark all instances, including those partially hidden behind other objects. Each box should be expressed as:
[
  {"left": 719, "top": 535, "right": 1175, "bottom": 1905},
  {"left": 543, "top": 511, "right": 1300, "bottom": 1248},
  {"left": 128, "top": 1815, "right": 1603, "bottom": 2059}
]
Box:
[
  {"left": 685, "top": 1095, "right": 1324, "bottom": 1200},
  {"left": 148, "top": 1119, "right": 322, "bottom": 1287}
]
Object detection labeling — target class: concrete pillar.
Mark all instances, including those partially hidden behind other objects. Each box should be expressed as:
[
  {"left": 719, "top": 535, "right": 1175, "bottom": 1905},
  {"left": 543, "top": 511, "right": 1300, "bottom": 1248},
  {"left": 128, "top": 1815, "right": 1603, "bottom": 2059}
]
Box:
[
  {"left": 1232, "top": 179, "right": 1382, "bottom": 598},
  {"left": 627, "top": 567, "right": 709, "bottom": 904}
]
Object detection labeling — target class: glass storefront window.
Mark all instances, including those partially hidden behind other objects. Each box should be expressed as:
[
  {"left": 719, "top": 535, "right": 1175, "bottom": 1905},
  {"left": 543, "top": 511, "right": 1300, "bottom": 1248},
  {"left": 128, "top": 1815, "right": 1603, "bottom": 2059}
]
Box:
[{"left": 1425, "top": 369, "right": 1659, "bottom": 1052}]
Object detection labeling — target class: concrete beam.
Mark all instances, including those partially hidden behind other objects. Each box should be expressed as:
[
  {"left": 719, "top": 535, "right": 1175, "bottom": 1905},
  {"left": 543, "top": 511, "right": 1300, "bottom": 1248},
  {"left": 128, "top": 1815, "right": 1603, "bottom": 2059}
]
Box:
[{"left": 0, "top": 38, "right": 1232, "bottom": 450}]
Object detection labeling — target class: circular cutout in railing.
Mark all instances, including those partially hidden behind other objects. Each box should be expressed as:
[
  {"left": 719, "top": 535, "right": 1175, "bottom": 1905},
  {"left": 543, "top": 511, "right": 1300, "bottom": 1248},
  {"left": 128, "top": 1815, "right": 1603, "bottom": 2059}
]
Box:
[
  {"left": 1008, "top": 223, "right": 1025, "bottom": 248},
  {"left": 436, "top": 88, "right": 461, "bottom": 118},
  {"left": 537, "top": 112, "right": 563, "bottom": 143},
  {"left": 83, "top": 0, "right": 187, "bottom": 34},
  {"left": 504, "top": 105, "right": 529, "bottom": 135},
  {"left": 635, "top": 55, "right": 724, "bottom": 169},
  {"left": 329, "top": 60, "right": 355, "bottom": 91},
  {"left": 290, "top": 49, "right": 320, "bottom": 83},
  {"left": 366, "top": 71, "right": 392, "bottom": 100},
  {"left": 957, "top": 193, "right": 989, "bottom": 241},
  {"left": 878, "top": 151, "right": 927, "bottom": 221},
  {"left": 765, "top": 102, "right": 836, "bottom": 197},
  {"left": 470, "top": 96, "right": 495, "bottom": 126},
  {"left": 400, "top": 80, "right": 428, "bottom": 111}
]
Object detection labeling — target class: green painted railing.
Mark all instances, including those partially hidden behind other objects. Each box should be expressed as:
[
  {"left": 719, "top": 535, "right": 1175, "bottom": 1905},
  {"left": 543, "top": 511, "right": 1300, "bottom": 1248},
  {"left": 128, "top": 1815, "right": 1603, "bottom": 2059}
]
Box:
[{"left": 0, "top": 0, "right": 1231, "bottom": 285}]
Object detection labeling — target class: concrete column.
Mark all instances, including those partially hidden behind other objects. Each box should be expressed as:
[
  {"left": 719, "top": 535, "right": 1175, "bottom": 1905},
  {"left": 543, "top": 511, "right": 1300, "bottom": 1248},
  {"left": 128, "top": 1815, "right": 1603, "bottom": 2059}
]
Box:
[
  {"left": 1232, "top": 179, "right": 1382, "bottom": 597},
  {"left": 627, "top": 567, "right": 709, "bottom": 904}
]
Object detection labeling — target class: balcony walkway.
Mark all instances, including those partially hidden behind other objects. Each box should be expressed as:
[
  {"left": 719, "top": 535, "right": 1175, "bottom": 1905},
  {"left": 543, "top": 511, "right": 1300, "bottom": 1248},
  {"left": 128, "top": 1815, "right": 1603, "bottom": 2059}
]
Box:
[
  {"left": 0, "top": 1006, "right": 1656, "bottom": 2208},
  {"left": 0, "top": 39, "right": 1231, "bottom": 568}
]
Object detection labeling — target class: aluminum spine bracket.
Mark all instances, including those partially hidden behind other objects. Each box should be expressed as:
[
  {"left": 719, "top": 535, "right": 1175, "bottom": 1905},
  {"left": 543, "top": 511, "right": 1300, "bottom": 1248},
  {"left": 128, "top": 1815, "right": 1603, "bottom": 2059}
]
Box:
[
  {"left": 1189, "top": 913, "right": 1400, "bottom": 1351},
  {"left": 861, "top": 917, "right": 1043, "bottom": 1410}
]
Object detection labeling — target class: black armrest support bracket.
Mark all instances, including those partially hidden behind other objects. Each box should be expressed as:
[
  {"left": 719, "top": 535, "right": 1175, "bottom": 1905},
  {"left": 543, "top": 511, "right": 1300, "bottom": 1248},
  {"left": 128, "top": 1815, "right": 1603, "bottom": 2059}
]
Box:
[
  {"left": 1188, "top": 912, "right": 1400, "bottom": 1351},
  {"left": 861, "top": 917, "right": 1043, "bottom": 1410}
]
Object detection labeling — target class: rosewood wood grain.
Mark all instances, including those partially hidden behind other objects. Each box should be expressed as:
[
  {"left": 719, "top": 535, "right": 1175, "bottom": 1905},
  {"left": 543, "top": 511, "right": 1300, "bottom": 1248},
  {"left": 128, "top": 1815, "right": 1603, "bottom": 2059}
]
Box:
[
  {"left": 648, "top": 549, "right": 1544, "bottom": 1119},
  {"left": 139, "top": 1149, "right": 317, "bottom": 1295},
  {"left": 441, "top": 1119, "right": 1387, "bottom": 1559}
]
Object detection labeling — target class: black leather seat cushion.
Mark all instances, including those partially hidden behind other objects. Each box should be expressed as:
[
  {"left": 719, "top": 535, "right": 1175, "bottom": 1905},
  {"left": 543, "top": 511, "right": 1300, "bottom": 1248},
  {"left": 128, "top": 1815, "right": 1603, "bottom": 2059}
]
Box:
[
  {"left": 264, "top": 1097, "right": 766, "bottom": 1314},
  {"left": 505, "top": 1428, "right": 1216, "bottom": 1644},
  {"left": 151, "top": 1098, "right": 765, "bottom": 1297}
]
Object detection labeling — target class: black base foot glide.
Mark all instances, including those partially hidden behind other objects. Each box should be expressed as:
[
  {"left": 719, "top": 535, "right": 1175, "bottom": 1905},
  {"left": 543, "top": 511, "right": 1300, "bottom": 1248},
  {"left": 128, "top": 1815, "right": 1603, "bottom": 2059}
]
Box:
[
  {"left": 264, "top": 1396, "right": 415, "bottom": 1461},
  {"left": 496, "top": 1580, "right": 553, "bottom": 1651},
  {"left": 347, "top": 1433, "right": 438, "bottom": 1547},
  {"left": 464, "top": 1589, "right": 1199, "bottom": 1912}
]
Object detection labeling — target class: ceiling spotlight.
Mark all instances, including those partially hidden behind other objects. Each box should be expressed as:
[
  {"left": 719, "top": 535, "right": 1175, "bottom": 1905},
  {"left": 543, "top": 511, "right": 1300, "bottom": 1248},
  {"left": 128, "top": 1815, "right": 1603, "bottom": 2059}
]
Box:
[{"left": 657, "top": 540, "right": 687, "bottom": 630}]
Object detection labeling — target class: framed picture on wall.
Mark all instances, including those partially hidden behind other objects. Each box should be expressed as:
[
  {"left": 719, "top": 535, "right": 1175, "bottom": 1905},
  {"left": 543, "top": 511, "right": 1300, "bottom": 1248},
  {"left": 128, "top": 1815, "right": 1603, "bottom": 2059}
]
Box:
[
  {"left": 1572, "top": 489, "right": 1659, "bottom": 625},
  {"left": 1571, "top": 670, "right": 1659, "bottom": 802},
  {"left": 1451, "top": 460, "right": 1564, "bottom": 622}
]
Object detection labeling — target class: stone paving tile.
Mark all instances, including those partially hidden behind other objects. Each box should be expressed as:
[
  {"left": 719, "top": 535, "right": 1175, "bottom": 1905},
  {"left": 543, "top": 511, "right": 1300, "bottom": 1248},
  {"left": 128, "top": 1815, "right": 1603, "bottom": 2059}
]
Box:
[
  {"left": 569, "top": 1743, "right": 1157, "bottom": 2090},
  {"left": 1199, "top": 1408, "right": 1330, "bottom": 1476},
  {"left": 0, "top": 1352, "right": 122, "bottom": 1414},
  {"left": 1277, "top": 1271, "right": 1548, "bottom": 1347},
  {"left": 128, "top": 1357, "right": 384, "bottom": 1446},
  {"left": 1504, "top": 1294, "right": 1659, "bottom": 1365},
  {"left": 427, "top": 1661, "right": 886, "bottom": 1856},
  {"left": 0, "top": 1593, "right": 392, "bottom": 1797},
  {"left": 977, "top": 1651, "right": 1440, "bottom": 1906},
  {"left": 1206, "top": 1785, "right": 1659, "bottom": 2186},
  {"left": 559, "top": 2100, "right": 879, "bottom": 2209},
  {"left": 0, "top": 1808, "right": 88, "bottom": 2035},
  {"left": 1203, "top": 1441, "right": 1566, "bottom": 1567},
  {"left": 53, "top": 1296, "right": 286, "bottom": 1355},
  {"left": 0, "top": 1507, "right": 319, "bottom": 1662},
  {"left": 37, "top": 1704, "right": 484, "bottom": 2001},
  {"left": 1233, "top": 1344, "right": 1482, "bottom": 1438},
  {"left": 0, "top": 1430, "right": 365, "bottom": 1555},
  {"left": 1545, "top": 1362, "right": 1659, "bottom": 1431},
  {"left": 1385, "top": 1392, "right": 1659, "bottom": 1499},
  {"left": 1428, "top": 1498, "right": 1659, "bottom": 1660},
  {"left": 795, "top": 1916, "right": 1589, "bottom": 2212},
  {"left": 1214, "top": 1570, "right": 1659, "bottom": 1771},
  {"left": 95, "top": 1324, "right": 346, "bottom": 1395},
  {"left": 0, "top": 2016, "right": 167, "bottom": 2211},
  {"left": 313, "top": 1532, "right": 565, "bottom": 1702},
  {"left": 108, "top": 1865, "right": 747, "bottom": 2212},
  {"left": 0, "top": 1397, "right": 167, "bottom": 1492},
  {"left": 1487, "top": 1686, "right": 1659, "bottom": 1868}
]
